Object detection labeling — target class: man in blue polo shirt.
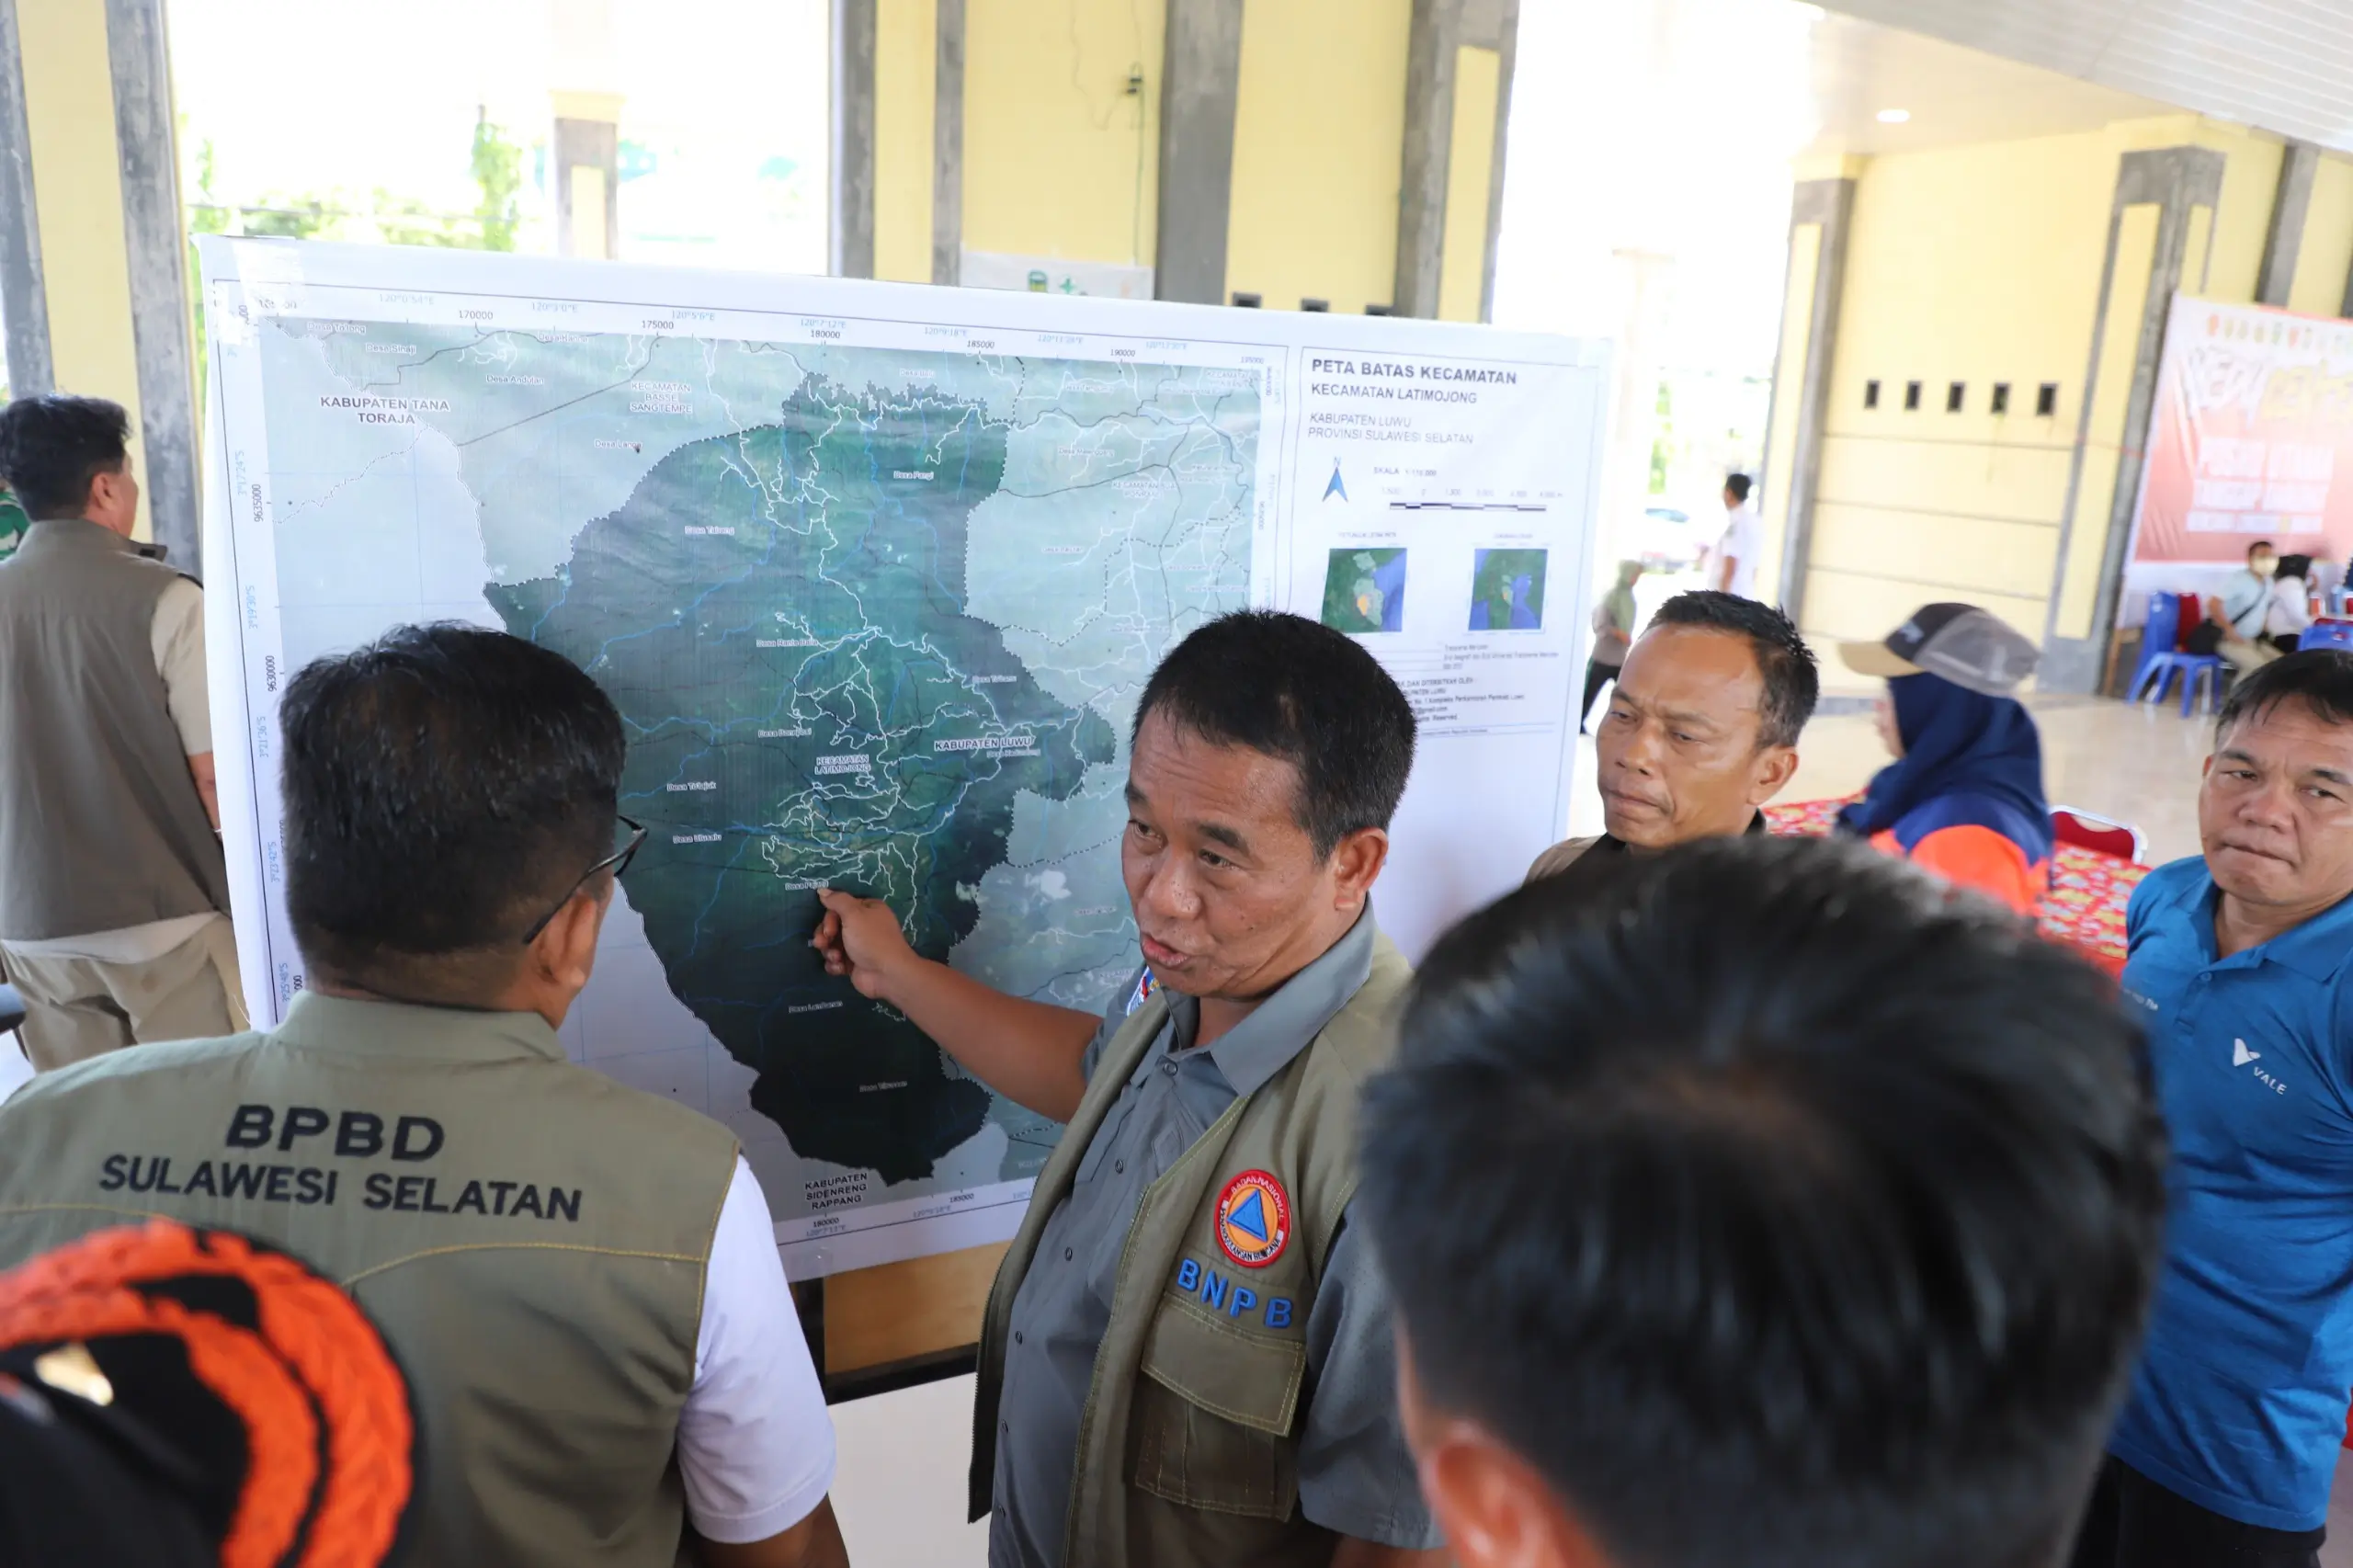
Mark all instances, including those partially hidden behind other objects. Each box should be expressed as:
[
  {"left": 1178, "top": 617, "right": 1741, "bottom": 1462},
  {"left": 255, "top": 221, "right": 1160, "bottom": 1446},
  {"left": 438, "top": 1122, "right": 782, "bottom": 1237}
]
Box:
[{"left": 2075, "top": 650, "right": 2353, "bottom": 1568}]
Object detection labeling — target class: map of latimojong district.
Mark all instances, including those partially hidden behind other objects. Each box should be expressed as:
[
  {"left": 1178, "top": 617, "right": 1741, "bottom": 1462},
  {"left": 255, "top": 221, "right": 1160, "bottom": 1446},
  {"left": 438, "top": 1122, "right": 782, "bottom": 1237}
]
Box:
[
  {"left": 261, "top": 316, "right": 1257, "bottom": 1202},
  {"left": 489, "top": 384, "right": 1118, "bottom": 1179}
]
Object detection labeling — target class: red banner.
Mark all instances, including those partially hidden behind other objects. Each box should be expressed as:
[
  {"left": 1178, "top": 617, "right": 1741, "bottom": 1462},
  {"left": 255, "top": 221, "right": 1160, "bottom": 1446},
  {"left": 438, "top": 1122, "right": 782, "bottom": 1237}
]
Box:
[{"left": 2131, "top": 297, "right": 2353, "bottom": 565}]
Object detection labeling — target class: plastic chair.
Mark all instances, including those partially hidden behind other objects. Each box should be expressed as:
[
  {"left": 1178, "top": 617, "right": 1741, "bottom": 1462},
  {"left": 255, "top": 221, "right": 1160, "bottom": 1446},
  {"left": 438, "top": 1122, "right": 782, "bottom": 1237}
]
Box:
[
  {"left": 2051, "top": 806, "right": 2146, "bottom": 864},
  {"left": 2298, "top": 621, "right": 2353, "bottom": 653},
  {"left": 2127, "top": 591, "right": 2227, "bottom": 715}
]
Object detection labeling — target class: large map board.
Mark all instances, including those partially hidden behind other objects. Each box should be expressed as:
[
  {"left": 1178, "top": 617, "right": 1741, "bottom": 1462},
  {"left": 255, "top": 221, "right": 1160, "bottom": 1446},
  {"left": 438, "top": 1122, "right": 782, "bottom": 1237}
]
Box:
[{"left": 198, "top": 239, "right": 1608, "bottom": 1277}]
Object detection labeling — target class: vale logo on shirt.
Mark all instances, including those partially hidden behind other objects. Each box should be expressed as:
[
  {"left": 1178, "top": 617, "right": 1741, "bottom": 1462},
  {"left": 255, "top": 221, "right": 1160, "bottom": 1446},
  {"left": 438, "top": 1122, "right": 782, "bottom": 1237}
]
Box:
[{"left": 2234, "top": 1038, "right": 2287, "bottom": 1095}]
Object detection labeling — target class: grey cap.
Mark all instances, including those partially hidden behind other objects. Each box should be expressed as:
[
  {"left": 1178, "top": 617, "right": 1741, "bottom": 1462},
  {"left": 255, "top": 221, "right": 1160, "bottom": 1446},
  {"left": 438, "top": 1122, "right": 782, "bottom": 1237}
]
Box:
[{"left": 1838, "top": 603, "right": 2040, "bottom": 697}]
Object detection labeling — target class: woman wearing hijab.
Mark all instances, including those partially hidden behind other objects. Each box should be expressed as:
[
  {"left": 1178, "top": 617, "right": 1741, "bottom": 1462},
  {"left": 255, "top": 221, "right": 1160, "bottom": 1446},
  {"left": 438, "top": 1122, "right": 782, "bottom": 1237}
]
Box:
[
  {"left": 1836, "top": 604, "right": 2052, "bottom": 915},
  {"left": 1582, "top": 560, "right": 1643, "bottom": 733}
]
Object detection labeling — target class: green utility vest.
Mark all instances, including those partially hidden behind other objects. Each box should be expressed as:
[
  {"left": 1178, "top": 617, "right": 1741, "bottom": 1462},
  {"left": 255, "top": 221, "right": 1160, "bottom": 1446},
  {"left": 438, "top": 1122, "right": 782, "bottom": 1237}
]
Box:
[
  {"left": 972, "top": 937, "right": 1412, "bottom": 1568},
  {"left": 0, "top": 993, "right": 740, "bottom": 1568}
]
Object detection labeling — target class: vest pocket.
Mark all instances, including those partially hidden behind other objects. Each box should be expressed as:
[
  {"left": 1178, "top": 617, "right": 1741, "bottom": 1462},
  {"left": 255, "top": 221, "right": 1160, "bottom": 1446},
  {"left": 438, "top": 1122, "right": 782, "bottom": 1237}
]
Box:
[{"left": 1128, "top": 1297, "right": 1306, "bottom": 1518}]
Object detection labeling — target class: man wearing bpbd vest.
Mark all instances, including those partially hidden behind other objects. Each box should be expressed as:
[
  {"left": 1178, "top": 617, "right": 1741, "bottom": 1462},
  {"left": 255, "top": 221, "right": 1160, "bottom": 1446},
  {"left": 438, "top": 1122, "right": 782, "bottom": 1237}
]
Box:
[
  {"left": 0, "top": 625, "right": 848, "bottom": 1568},
  {"left": 813, "top": 610, "right": 1443, "bottom": 1567},
  {"left": 0, "top": 394, "right": 243, "bottom": 1069}
]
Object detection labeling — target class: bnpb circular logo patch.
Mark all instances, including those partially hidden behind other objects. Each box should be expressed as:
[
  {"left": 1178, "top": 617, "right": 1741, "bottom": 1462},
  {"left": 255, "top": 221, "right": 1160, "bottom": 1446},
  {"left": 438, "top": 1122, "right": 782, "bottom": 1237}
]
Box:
[{"left": 1213, "top": 1170, "right": 1290, "bottom": 1268}]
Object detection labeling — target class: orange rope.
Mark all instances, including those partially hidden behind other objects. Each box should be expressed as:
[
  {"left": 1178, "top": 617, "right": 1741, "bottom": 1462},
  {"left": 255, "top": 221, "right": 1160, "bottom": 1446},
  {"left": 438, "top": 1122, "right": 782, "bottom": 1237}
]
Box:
[
  {"left": 0, "top": 1283, "right": 318, "bottom": 1568},
  {"left": 0, "top": 1221, "right": 415, "bottom": 1568}
]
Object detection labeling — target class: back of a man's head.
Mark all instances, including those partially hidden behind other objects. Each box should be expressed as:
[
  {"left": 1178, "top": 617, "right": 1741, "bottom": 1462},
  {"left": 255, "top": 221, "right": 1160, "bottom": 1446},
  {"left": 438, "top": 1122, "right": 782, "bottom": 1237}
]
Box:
[
  {"left": 1133, "top": 608, "right": 1416, "bottom": 858},
  {"left": 1359, "top": 836, "right": 2166, "bottom": 1568},
  {"left": 0, "top": 395, "right": 129, "bottom": 520},
  {"left": 280, "top": 623, "right": 624, "bottom": 994}
]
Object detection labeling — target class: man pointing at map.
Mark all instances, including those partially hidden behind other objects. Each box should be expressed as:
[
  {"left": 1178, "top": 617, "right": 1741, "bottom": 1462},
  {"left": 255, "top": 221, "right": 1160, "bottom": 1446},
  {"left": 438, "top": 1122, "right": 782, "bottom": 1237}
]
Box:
[{"left": 813, "top": 609, "right": 1445, "bottom": 1568}]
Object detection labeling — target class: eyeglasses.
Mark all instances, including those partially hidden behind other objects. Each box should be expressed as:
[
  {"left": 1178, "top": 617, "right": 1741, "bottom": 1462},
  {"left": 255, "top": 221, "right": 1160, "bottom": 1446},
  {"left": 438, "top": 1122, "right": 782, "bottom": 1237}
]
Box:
[{"left": 520, "top": 814, "right": 648, "bottom": 945}]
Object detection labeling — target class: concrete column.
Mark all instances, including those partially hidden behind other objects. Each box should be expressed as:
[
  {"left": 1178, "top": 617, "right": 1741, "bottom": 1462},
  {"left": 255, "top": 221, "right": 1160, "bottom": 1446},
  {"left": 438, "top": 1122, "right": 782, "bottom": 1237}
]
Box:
[
  {"left": 1153, "top": 0, "right": 1244, "bottom": 305},
  {"left": 1599, "top": 251, "right": 1674, "bottom": 572},
  {"left": 832, "top": 0, "right": 877, "bottom": 279},
  {"left": 1393, "top": 0, "right": 1518, "bottom": 321},
  {"left": 931, "top": 0, "right": 963, "bottom": 285},
  {"left": 105, "top": 0, "right": 196, "bottom": 570},
  {"left": 550, "top": 0, "right": 622, "bottom": 261},
  {"left": 2040, "top": 146, "right": 2225, "bottom": 691},
  {"left": 1764, "top": 176, "right": 1857, "bottom": 623},
  {"left": 0, "top": 0, "right": 194, "bottom": 566},
  {"left": 551, "top": 106, "right": 620, "bottom": 260},
  {"left": 1478, "top": 0, "right": 1518, "bottom": 324},
  {"left": 2257, "top": 140, "right": 2320, "bottom": 308},
  {"left": 0, "top": 0, "right": 51, "bottom": 398},
  {"left": 1393, "top": 0, "right": 1451, "bottom": 320}
]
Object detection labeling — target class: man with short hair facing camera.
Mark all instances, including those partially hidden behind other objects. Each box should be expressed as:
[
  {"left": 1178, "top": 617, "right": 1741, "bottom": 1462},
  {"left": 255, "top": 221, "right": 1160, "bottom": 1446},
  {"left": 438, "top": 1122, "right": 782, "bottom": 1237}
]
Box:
[
  {"left": 813, "top": 609, "right": 1445, "bottom": 1567},
  {"left": 1528, "top": 590, "right": 1819, "bottom": 881},
  {"left": 1360, "top": 835, "right": 2169, "bottom": 1568},
  {"left": 2076, "top": 649, "right": 2353, "bottom": 1568},
  {"left": 0, "top": 624, "right": 847, "bottom": 1568}
]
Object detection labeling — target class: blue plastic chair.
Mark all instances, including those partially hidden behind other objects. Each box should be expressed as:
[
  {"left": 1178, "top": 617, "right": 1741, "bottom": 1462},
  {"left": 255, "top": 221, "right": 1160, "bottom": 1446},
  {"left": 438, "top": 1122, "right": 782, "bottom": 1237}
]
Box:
[
  {"left": 2128, "top": 590, "right": 2227, "bottom": 716},
  {"left": 2298, "top": 621, "right": 2353, "bottom": 653}
]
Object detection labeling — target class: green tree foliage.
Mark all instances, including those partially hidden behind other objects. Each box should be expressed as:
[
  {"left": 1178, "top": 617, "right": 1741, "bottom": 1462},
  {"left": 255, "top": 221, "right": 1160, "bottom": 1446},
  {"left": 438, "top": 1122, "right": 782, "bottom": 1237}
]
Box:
[
  {"left": 471, "top": 111, "right": 523, "bottom": 252},
  {"left": 180, "top": 114, "right": 530, "bottom": 404}
]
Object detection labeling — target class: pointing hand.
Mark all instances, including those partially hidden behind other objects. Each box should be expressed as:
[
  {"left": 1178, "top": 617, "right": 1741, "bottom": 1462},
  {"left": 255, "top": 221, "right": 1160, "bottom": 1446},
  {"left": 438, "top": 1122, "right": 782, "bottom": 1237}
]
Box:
[{"left": 812, "top": 888, "right": 916, "bottom": 1001}]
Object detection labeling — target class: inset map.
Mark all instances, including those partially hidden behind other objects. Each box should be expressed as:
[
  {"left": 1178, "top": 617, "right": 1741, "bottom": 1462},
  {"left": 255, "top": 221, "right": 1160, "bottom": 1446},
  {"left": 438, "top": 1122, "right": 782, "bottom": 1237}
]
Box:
[
  {"left": 1322, "top": 548, "right": 1407, "bottom": 633},
  {"left": 1470, "top": 548, "right": 1548, "bottom": 631}
]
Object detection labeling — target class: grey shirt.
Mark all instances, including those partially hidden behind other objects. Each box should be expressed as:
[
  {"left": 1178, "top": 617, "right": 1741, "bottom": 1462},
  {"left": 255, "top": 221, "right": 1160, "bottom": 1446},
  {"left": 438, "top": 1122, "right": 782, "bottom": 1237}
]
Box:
[{"left": 988, "top": 908, "right": 1438, "bottom": 1568}]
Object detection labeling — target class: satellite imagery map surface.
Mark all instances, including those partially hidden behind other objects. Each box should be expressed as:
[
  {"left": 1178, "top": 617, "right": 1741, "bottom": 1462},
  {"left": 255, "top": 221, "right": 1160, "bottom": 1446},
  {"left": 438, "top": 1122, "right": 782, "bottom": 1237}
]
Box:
[{"left": 244, "top": 304, "right": 1259, "bottom": 1243}]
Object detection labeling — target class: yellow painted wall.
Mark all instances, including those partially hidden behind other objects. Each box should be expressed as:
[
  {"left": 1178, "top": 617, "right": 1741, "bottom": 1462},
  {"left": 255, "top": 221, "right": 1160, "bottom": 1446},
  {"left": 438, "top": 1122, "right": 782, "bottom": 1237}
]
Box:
[
  {"left": 873, "top": 0, "right": 937, "bottom": 283},
  {"left": 16, "top": 0, "right": 153, "bottom": 540},
  {"left": 2180, "top": 203, "right": 2214, "bottom": 297},
  {"left": 961, "top": 0, "right": 1164, "bottom": 266},
  {"left": 2185, "top": 123, "right": 2280, "bottom": 301},
  {"left": 1436, "top": 44, "right": 1498, "bottom": 323},
  {"left": 1223, "top": 0, "right": 1410, "bottom": 314},
  {"left": 1790, "top": 114, "right": 2288, "bottom": 664},
  {"left": 2289, "top": 152, "right": 2353, "bottom": 318},
  {"left": 1800, "top": 125, "right": 2123, "bottom": 650}
]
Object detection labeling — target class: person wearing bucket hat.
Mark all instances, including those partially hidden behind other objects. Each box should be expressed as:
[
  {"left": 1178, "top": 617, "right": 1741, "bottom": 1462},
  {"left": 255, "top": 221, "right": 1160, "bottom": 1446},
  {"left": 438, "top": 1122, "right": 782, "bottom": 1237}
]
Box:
[
  {"left": 0, "top": 1217, "right": 419, "bottom": 1567},
  {"left": 1836, "top": 604, "right": 2052, "bottom": 915}
]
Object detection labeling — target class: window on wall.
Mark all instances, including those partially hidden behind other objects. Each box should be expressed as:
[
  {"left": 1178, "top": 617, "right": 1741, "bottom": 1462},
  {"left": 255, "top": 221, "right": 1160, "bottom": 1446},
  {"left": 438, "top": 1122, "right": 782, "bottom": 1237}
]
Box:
[
  {"left": 1904, "top": 381, "right": 1923, "bottom": 412},
  {"left": 1864, "top": 380, "right": 1881, "bottom": 409},
  {"left": 1947, "top": 382, "right": 1965, "bottom": 413},
  {"left": 2037, "top": 382, "right": 2060, "bottom": 417},
  {"left": 1991, "top": 382, "right": 2011, "bottom": 415}
]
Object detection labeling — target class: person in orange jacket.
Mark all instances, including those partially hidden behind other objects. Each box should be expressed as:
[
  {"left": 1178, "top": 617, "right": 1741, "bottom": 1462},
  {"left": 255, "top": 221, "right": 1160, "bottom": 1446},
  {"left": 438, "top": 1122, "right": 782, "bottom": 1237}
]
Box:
[{"left": 1837, "top": 604, "right": 2052, "bottom": 915}]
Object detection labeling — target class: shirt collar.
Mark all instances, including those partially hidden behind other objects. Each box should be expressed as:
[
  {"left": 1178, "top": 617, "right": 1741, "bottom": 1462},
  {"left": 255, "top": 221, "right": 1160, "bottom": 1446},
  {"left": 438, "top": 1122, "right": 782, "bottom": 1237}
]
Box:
[
  {"left": 272, "top": 990, "right": 568, "bottom": 1063},
  {"left": 2167, "top": 864, "right": 2353, "bottom": 983},
  {"left": 1160, "top": 903, "right": 1381, "bottom": 1098},
  {"left": 21, "top": 517, "right": 132, "bottom": 554},
  {"left": 1595, "top": 810, "right": 1768, "bottom": 856}
]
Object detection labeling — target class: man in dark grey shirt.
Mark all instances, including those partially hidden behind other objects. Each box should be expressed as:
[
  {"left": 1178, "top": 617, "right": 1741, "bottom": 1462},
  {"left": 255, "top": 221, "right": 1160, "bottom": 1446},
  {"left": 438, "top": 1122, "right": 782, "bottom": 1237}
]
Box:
[{"left": 814, "top": 610, "right": 1442, "bottom": 1568}]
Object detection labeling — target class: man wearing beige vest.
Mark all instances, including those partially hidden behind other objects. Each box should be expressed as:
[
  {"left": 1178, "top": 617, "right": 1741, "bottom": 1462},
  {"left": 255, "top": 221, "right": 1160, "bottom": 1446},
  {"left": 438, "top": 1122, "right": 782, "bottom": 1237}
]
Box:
[
  {"left": 0, "top": 394, "right": 243, "bottom": 1069},
  {"left": 813, "top": 610, "right": 1443, "bottom": 1568},
  {"left": 0, "top": 624, "right": 847, "bottom": 1568},
  {"left": 1527, "top": 591, "right": 1818, "bottom": 883}
]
